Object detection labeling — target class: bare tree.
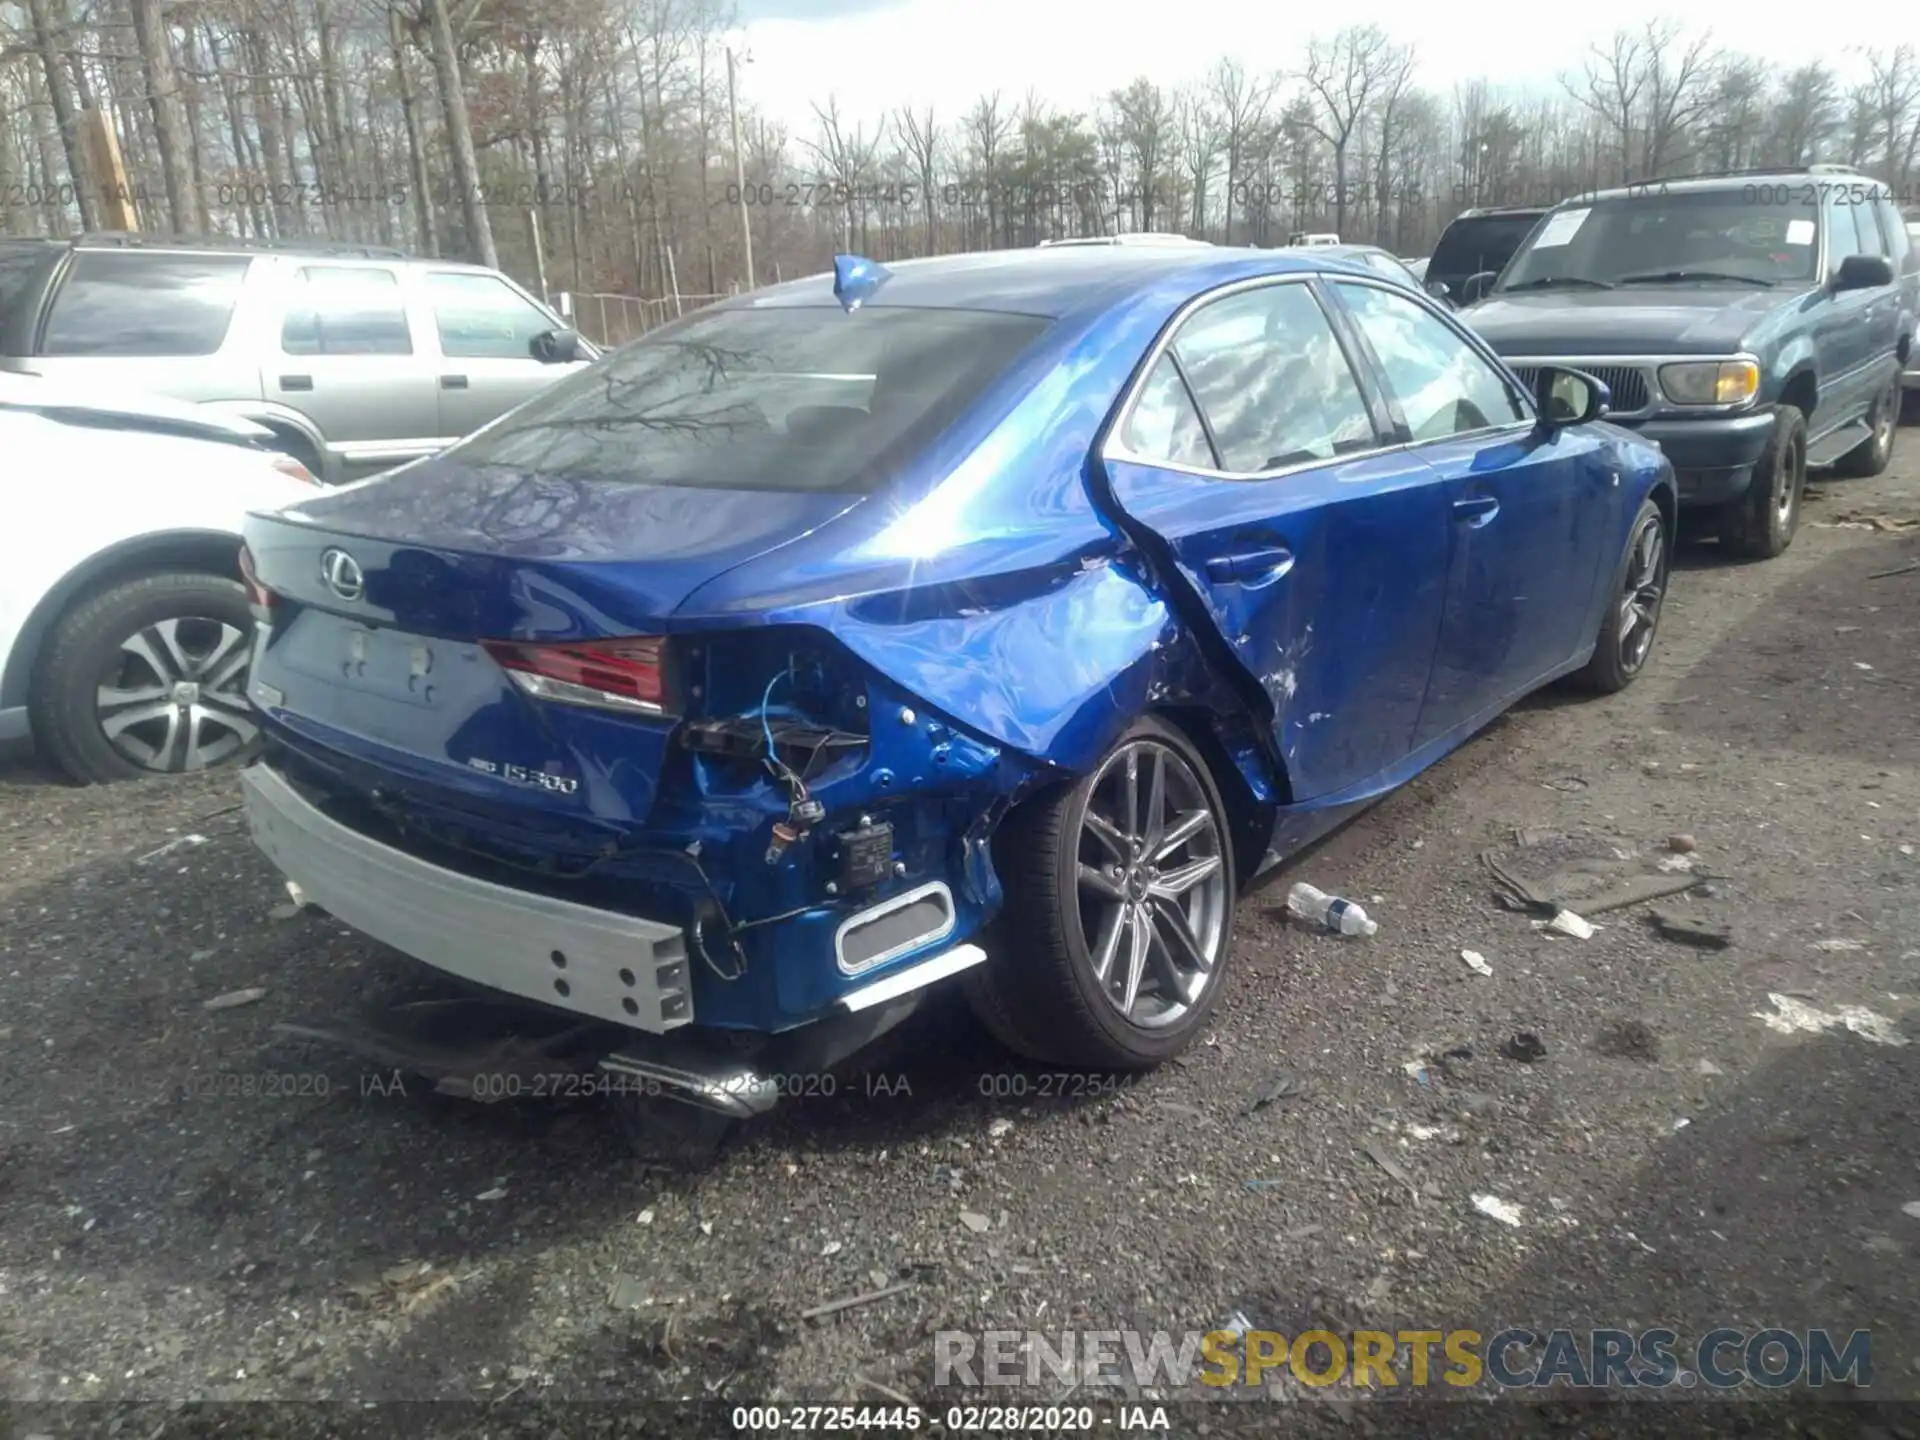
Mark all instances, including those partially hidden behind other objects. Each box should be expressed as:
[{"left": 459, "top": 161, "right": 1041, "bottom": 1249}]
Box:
[
  {"left": 1299, "top": 24, "right": 1397, "bottom": 238},
  {"left": 1209, "top": 58, "right": 1274, "bottom": 243}
]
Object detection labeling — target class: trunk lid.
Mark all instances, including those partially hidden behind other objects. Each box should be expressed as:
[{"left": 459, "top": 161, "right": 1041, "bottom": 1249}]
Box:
[{"left": 243, "top": 456, "right": 862, "bottom": 828}]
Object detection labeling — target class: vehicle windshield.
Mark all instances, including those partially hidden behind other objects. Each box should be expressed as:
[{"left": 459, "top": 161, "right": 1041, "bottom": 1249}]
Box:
[
  {"left": 1499, "top": 189, "right": 1819, "bottom": 291},
  {"left": 449, "top": 304, "right": 1051, "bottom": 493}
]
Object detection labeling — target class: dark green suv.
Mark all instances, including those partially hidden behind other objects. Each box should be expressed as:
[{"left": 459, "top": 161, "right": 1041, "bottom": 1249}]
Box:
[{"left": 1459, "top": 167, "right": 1917, "bottom": 559}]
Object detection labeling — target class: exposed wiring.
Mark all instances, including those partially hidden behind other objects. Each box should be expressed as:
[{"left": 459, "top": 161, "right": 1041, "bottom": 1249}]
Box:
[{"left": 759, "top": 663, "right": 811, "bottom": 807}]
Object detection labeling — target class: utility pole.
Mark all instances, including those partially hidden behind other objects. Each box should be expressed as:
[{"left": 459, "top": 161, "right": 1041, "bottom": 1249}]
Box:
[{"left": 726, "top": 45, "right": 754, "bottom": 290}]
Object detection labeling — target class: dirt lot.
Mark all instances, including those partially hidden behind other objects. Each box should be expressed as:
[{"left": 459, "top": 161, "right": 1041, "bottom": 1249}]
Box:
[{"left": 3, "top": 441, "right": 1920, "bottom": 1438}]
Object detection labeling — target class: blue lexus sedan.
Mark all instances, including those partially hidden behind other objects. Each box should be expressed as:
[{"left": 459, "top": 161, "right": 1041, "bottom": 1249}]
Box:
[{"left": 235, "top": 243, "right": 1675, "bottom": 1115}]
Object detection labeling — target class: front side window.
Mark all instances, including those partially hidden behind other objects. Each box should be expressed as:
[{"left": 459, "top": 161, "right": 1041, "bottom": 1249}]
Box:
[
  {"left": 448, "top": 305, "right": 1052, "bottom": 494},
  {"left": 1169, "top": 283, "right": 1377, "bottom": 473},
  {"left": 281, "top": 266, "right": 412, "bottom": 356},
  {"left": 42, "top": 252, "right": 250, "bottom": 357},
  {"left": 1500, "top": 189, "right": 1820, "bottom": 291},
  {"left": 1335, "top": 281, "right": 1527, "bottom": 441},
  {"left": 427, "top": 272, "right": 560, "bottom": 359}
]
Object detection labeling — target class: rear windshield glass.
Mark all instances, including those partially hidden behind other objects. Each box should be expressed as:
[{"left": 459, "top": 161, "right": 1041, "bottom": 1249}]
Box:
[
  {"left": 1428, "top": 215, "right": 1542, "bottom": 278},
  {"left": 1500, "top": 188, "right": 1821, "bottom": 290},
  {"left": 449, "top": 305, "right": 1052, "bottom": 493}
]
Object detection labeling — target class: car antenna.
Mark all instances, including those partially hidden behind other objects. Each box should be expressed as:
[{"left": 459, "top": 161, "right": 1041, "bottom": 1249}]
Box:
[{"left": 833, "top": 253, "right": 891, "bottom": 313}]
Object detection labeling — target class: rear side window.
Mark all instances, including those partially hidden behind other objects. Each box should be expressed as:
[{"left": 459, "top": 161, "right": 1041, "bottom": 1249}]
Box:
[
  {"left": 0, "top": 244, "right": 56, "bottom": 339},
  {"left": 41, "top": 252, "right": 250, "bottom": 357},
  {"left": 281, "top": 266, "right": 412, "bottom": 356},
  {"left": 1874, "top": 197, "right": 1912, "bottom": 270},
  {"left": 426, "top": 272, "right": 558, "bottom": 359},
  {"left": 1428, "top": 215, "right": 1541, "bottom": 280},
  {"left": 449, "top": 305, "right": 1052, "bottom": 494},
  {"left": 1119, "top": 353, "right": 1216, "bottom": 468},
  {"left": 1826, "top": 198, "right": 1867, "bottom": 270},
  {"left": 1170, "top": 283, "right": 1377, "bottom": 473}
]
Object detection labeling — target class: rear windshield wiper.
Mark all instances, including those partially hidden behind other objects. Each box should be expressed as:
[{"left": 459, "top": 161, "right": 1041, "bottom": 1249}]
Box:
[
  {"left": 1499, "top": 275, "right": 1615, "bottom": 292},
  {"left": 1614, "top": 270, "right": 1775, "bottom": 288}
]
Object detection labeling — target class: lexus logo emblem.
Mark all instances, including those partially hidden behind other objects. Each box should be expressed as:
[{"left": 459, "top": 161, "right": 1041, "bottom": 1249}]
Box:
[{"left": 319, "top": 548, "right": 365, "bottom": 602}]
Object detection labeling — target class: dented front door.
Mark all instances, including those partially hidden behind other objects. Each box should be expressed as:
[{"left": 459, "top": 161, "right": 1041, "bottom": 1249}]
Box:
[{"left": 1097, "top": 277, "right": 1453, "bottom": 801}]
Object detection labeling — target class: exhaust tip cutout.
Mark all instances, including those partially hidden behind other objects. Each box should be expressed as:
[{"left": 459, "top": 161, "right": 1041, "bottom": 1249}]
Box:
[{"left": 484, "top": 637, "right": 672, "bottom": 717}]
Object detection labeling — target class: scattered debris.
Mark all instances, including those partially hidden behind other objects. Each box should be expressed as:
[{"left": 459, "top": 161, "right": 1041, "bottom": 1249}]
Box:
[
  {"left": 202, "top": 987, "right": 266, "bottom": 1012},
  {"left": 1667, "top": 834, "right": 1698, "bottom": 854},
  {"left": 858, "top": 1377, "right": 918, "bottom": 1407},
  {"left": 1221, "top": 1311, "right": 1256, "bottom": 1338},
  {"left": 1541, "top": 776, "right": 1588, "bottom": 793},
  {"left": 1811, "top": 938, "right": 1866, "bottom": 953},
  {"left": 1472, "top": 1195, "right": 1523, "bottom": 1227},
  {"left": 1753, "top": 994, "right": 1908, "bottom": 1046},
  {"left": 1869, "top": 560, "right": 1920, "bottom": 580},
  {"left": 1362, "top": 1142, "right": 1418, "bottom": 1203},
  {"left": 1502, "top": 1032, "right": 1547, "bottom": 1064},
  {"left": 987, "top": 1118, "right": 1013, "bottom": 1139},
  {"left": 1596, "top": 1019, "right": 1660, "bottom": 1061},
  {"left": 1655, "top": 853, "right": 1696, "bottom": 874},
  {"left": 609, "top": 1275, "right": 648, "bottom": 1310},
  {"left": 1401, "top": 1056, "right": 1433, "bottom": 1086},
  {"left": 1242, "top": 1070, "right": 1300, "bottom": 1116},
  {"left": 821, "top": 1240, "right": 843, "bottom": 1258},
  {"left": 1902, "top": 1202, "right": 1920, "bottom": 1220},
  {"left": 1672, "top": 1118, "right": 1691, "bottom": 1132},
  {"left": 1244, "top": 1178, "right": 1285, "bottom": 1193},
  {"left": 1649, "top": 907, "right": 1733, "bottom": 950},
  {"left": 1579, "top": 874, "right": 1709, "bottom": 914},
  {"left": 1696, "top": 1059, "right": 1724, "bottom": 1076},
  {"left": 636, "top": 1209, "right": 655, "bottom": 1226},
  {"left": 475, "top": 1186, "right": 507, "bottom": 1202},
  {"left": 137, "top": 834, "right": 208, "bottom": 865},
  {"left": 869, "top": 1269, "right": 890, "bottom": 1289},
  {"left": 958, "top": 1211, "right": 992, "bottom": 1234},
  {"left": 1539, "top": 909, "right": 1596, "bottom": 939},
  {"left": 1286, "top": 882, "right": 1378, "bottom": 937},
  {"left": 800, "top": 1281, "right": 916, "bottom": 1323},
  {"left": 1460, "top": 950, "right": 1494, "bottom": 977}
]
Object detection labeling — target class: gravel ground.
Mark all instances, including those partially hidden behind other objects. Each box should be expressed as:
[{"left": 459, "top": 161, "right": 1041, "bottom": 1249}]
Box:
[{"left": 4, "top": 444, "right": 1920, "bottom": 1438}]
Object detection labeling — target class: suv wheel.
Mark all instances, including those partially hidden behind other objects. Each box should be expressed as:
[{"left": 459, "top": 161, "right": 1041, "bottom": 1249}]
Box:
[
  {"left": 1832, "top": 375, "right": 1899, "bottom": 479},
  {"left": 1718, "top": 405, "right": 1806, "bottom": 560},
  {"left": 30, "top": 572, "right": 261, "bottom": 785}
]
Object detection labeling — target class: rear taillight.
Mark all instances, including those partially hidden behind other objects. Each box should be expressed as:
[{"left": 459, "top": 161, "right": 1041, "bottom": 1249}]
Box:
[
  {"left": 238, "top": 543, "right": 275, "bottom": 611},
  {"left": 270, "top": 455, "right": 319, "bottom": 485},
  {"left": 483, "top": 637, "right": 670, "bottom": 716}
]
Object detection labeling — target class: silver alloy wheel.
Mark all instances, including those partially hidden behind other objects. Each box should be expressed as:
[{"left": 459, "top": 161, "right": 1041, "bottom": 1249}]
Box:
[
  {"left": 1073, "top": 738, "right": 1229, "bottom": 1028},
  {"left": 1617, "top": 512, "right": 1665, "bottom": 672},
  {"left": 95, "top": 617, "right": 258, "bottom": 772},
  {"left": 1774, "top": 427, "right": 1803, "bottom": 525},
  {"left": 1873, "top": 379, "right": 1897, "bottom": 453}
]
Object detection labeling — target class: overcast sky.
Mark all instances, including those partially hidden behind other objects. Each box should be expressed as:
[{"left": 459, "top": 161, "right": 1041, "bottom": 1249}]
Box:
[{"left": 731, "top": 0, "right": 1915, "bottom": 144}]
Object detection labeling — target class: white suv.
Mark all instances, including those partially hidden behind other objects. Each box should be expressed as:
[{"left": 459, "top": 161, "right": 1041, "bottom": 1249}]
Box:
[{"left": 0, "top": 374, "right": 319, "bottom": 783}]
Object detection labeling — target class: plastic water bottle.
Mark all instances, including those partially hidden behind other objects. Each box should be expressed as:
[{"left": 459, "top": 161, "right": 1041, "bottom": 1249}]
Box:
[{"left": 1287, "top": 882, "right": 1378, "bottom": 937}]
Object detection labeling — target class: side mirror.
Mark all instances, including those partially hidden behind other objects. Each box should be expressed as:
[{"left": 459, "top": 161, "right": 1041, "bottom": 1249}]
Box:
[
  {"left": 1832, "top": 254, "right": 1894, "bottom": 293},
  {"left": 1460, "top": 271, "right": 1498, "bottom": 304},
  {"left": 1532, "top": 364, "right": 1611, "bottom": 430},
  {"left": 531, "top": 327, "right": 583, "bottom": 364}
]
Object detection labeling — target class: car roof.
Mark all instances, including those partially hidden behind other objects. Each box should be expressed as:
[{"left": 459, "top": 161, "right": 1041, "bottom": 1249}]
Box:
[
  {"left": 1558, "top": 168, "right": 1890, "bottom": 207},
  {"left": 715, "top": 246, "right": 1328, "bottom": 321}
]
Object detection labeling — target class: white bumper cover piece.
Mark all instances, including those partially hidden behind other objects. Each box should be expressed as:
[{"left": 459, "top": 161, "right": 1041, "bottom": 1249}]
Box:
[{"left": 241, "top": 763, "right": 695, "bottom": 1033}]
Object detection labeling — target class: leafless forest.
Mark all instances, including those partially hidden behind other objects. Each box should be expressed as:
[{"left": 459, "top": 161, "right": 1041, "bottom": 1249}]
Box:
[{"left": 3, "top": 1, "right": 1919, "bottom": 310}]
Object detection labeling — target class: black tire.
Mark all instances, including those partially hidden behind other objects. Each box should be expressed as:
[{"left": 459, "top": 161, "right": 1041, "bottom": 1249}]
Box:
[
  {"left": 961, "top": 715, "right": 1237, "bottom": 1070},
  {"left": 1832, "top": 375, "right": 1899, "bottom": 478},
  {"left": 1717, "top": 404, "right": 1806, "bottom": 560},
  {"left": 1576, "top": 498, "right": 1668, "bottom": 695},
  {"left": 28, "top": 571, "right": 260, "bottom": 786}
]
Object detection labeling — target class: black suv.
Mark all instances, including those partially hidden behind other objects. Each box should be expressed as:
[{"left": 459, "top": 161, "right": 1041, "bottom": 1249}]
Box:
[
  {"left": 1459, "top": 167, "right": 1917, "bottom": 558},
  {"left": 1423, "top": 207, "right": 1548, "bottom": 304}
]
